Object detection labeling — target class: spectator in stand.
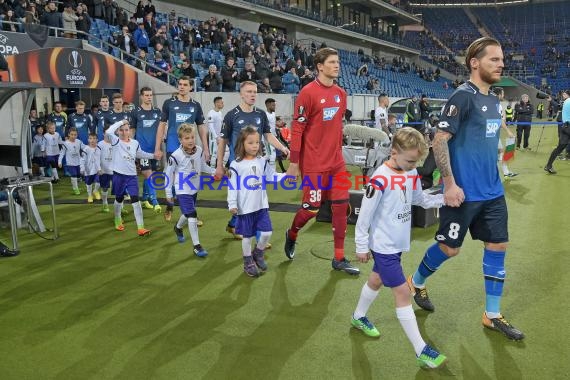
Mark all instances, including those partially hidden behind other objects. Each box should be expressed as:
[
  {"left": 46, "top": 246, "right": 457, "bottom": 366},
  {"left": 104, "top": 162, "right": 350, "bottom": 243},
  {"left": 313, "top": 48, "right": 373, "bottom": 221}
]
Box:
[
  {"left": 258, "top": 77, "right": 272, "bottom": 93},
  {"left": 89, "top": 0, "right": 104, "bottom": 20},
  {"left": 294, "top": 58, "right": 305, "bottom": 75},
  {"left": 41, "top": 1, "right": 63, "bottom": 36},
  {"left": 127, "top": 16, "right": 138, "bottom": 33},
  {"left": 282, "top": 67, "right": 300, "bottom": 94},
  {"left": 2, "top": 10, "right": 19, "bottom": 32},
  {"left": 169, "top": 19, "right": 183, "bottom": 55},
  {"left": 201, "top": 64, "right": 222, "bottom": 92},
  {"left": 134, "top": 49, "right": 147, "bottom": 72},
  {"left": 75, "top": 4, "right": 91, "bottom": 40},
  {"left": 244, "top": 50, "right": 256, "bottom": 66},
  {"left": 134, "top": 1, "right": 145, "bottom": 21},
  {"left": 116, "top": 25, "right": 136, "bottom": 62},
  {"left": 300, "top": 68, "right": 314, "bottom": 88},
  {"left": 25, "top": 4, "right": 40, "bottom": 25},
  {"left": 269, "top": 64, "right": 283, "bottom": 93},
  {"left": 153, "top": 42, "right": 171, "bottom": 64},
  {"left": 103, "top": 0, "right": 115, "bottom": 26},
  {"left": 143, "top": 0, "right": 155, "bottom": 18},
  {"left": 0, "top": 0, "right": 11, "bottom": 18},
  {"left": 222, "top": 39, "right": 237, "bottom": 60},
  {"left": 143, "top": 12, "right": 155, "bottom": 38},
  {"left": 150, "top": 24, "right": 170, "bottom": 52},
  {"left": 173, "top": 59, "right": 196, "bottom": 79},
  {"left": 221, "top": 57, "right": 238, "bottom": 92},
  {"left": 239, "top": 62, "right": 259, "bottom": 83},
  {"left": 148, "top": 52, "right": 170, "bottom": 82},
  {"left": 62, "top": 4, "right": 78, "bottom": 39},
  {"left": 209, "top": 23, "right": 222, "bottom": 48},
  {"left": 239, "top": 38, "right": 253, "bottom": 59},
  {"left": 133, "top": 21, "right": 150, "bottom": 52}
]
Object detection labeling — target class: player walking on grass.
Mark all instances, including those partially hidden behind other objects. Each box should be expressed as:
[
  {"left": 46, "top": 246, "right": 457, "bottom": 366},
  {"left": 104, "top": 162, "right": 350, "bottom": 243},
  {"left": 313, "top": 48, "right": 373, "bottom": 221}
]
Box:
[
  {"left": 351, "top": 128, "right": 447, "bottom": 368},
  {"left": 155, "top": 77, "right": 210, "bottom": 222},
  {"left": 165, "top": 124, "right": 214, "bottom": 257},
  {"left": 407, "top": 37, "right": 525, "bottom": 341},
  {"left": 228, "top": 127, "right": 287, "bottom": 277},
  {"left": 106, "top": 120, "right": 159, "bottom": 236},
  {"left": 132, "top": 86, "right": 163, "bottom": 213},
  {"left": 283, "top": 47, "right": 359, "bottom": 275}
]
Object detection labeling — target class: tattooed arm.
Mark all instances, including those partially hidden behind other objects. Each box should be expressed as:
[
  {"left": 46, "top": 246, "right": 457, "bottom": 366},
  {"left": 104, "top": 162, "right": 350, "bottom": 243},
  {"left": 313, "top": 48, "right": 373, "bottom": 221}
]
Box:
[{"left": 433, "top": 130, "right": 464, "bottom": 207}]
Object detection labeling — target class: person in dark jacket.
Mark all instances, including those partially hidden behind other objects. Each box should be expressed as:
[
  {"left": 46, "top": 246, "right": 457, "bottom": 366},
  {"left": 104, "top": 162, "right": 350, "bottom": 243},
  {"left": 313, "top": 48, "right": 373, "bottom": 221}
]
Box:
[
  {"left": 221, "top": 57, "right": 238, "bottom": 92},
  {"left": 40, "top": 1, "right": 63, "bottom": 36},
  {"left": 75, "top": 4, "right": 92, "bottom": 39},
  {"left": 201, "top": 64, "right": 222, "bottom": 92},
  {"left": 514, "top": 93, "right": 533, "bottom": 150}
]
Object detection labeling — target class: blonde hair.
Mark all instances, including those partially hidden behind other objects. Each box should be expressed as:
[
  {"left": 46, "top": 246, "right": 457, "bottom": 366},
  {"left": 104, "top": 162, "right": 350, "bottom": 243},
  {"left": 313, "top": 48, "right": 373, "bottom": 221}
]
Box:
[
  {"left": 391, "top": 127, "right": 428, "bottom": 160},
  {"left": 177, "top": 123, "right": 196, "bottom": 139},
  {"left": 465, "top": 37, "right": 501, "bottom": 72}
]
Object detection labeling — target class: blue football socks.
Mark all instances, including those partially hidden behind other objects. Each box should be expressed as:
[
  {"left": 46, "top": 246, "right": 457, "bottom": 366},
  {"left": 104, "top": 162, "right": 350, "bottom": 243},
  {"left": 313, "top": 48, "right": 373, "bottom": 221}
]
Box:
[
  {"left": 412, "top": 243, "right": 450, "bottom": 287},
  {"left": 483, "top": 248, "right": 506, "bottom": 316}
]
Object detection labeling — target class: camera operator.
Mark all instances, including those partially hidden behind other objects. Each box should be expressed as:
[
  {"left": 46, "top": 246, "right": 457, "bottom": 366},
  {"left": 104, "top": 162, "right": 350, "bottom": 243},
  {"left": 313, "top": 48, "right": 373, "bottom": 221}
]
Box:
[
  {"left": 514, "top": 93, "right": 533, "bottom": 150},
  {"left": 544, "top": 90, "right": 570, "bottom": 174}
]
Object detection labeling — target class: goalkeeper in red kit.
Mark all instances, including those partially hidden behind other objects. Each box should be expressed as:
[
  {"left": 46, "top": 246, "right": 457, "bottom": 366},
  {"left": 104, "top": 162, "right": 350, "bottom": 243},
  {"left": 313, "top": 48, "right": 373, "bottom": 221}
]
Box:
[{"left": 284, "top": 47, "right": 360, "bottom": 275}]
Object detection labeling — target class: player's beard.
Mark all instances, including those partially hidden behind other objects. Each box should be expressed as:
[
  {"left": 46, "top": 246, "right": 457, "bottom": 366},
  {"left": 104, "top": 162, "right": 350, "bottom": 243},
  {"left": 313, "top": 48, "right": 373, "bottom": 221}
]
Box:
[{"left": 480, "top": 68, "right": 501, "bottom": 85}]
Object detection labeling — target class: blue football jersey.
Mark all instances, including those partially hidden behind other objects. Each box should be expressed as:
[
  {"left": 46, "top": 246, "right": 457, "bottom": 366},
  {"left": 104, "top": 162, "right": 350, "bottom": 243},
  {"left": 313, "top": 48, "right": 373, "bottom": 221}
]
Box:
[
  {"left": 437, "top": 81, "right": 503, "bottom": 201},
  {"left": 220, "top": 106, "right": 271, "bottom": 163},
  {"left": 132, "top": 106, "right": 161, "bottom": 152},
  {"left": 161, "top": 97, "right": 205, "bottom": 154}
]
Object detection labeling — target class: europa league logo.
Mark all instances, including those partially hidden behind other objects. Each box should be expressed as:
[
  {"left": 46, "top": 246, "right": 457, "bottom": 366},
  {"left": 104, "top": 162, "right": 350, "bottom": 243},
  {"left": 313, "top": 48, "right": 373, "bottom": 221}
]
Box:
[{"left": 69, "top": 50, "right": 82, "bottom": 68}]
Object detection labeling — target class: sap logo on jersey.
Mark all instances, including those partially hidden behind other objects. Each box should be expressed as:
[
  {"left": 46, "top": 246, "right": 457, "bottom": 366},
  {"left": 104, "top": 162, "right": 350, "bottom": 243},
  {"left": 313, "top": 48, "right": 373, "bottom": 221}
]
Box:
[
  {"left": 175, "top": 113, "right": 192, "bottom": 123},
  {"left": 323, "top": 107, "right": 340, "bottom": 121},
  {"left": 486, "top": 119, "right": 501, "bottom": 137}
]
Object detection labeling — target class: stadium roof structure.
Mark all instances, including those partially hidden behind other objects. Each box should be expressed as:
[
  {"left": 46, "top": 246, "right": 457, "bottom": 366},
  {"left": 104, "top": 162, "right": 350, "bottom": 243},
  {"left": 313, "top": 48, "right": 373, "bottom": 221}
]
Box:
[{"left": 409, "top": 0, "right": 529, "bottom": 6}]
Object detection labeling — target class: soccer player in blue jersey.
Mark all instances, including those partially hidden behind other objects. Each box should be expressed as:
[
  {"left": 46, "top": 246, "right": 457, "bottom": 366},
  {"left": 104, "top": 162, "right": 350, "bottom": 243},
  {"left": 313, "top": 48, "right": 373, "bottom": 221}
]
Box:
[
  {"left": 107, "top": 93, "right": 133, "bottom": 127},
  {"left": 47, "top": 101, "right": 67, "bottom": 137},
  {"left": 95, "top": 95, "right": 112, "bottom": 141},
  {"left": 407, "top": 37, "right": 525, "bottom": 341},
  {"left": 67, "top": 100, "right": 93, "bottom": 144},
  {"left": 154, "top": 76, "right": 210, "bottom": 221},
  {"left": 132, "top": 87, "right": 162, "bottom": 212},
  {"left": 48, "top": 101, "right": 70, "bottom": 176},
  {"left": 215, "top": 81, "right": 290, "bottom": 239}
]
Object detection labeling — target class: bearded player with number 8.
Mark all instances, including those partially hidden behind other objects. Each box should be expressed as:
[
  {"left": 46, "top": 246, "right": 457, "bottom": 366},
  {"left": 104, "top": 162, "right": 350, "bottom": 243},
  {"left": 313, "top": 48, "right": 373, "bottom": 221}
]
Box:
[{"left": 407, "top": 37, "right": 525, "bottom": 341}]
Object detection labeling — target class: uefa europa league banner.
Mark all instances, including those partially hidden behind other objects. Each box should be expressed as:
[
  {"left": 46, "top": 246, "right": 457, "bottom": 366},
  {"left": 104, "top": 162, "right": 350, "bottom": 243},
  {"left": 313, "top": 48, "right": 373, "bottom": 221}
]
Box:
[{"left": 6, "top": 47, "right": 138, "bottom": 102}]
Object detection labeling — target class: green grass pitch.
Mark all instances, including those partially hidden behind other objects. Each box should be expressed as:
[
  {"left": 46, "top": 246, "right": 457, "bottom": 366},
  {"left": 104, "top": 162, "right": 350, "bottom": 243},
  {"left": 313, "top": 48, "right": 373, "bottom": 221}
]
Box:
[{"left": 0, "top": 126, "right": 568, "bottom": 379}]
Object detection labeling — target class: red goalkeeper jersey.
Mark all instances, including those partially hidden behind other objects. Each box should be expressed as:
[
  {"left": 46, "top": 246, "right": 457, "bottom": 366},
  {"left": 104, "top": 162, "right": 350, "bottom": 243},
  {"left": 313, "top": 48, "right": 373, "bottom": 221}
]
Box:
[{"left": 289, "top": 78, "right": 347, "bottom": 173}]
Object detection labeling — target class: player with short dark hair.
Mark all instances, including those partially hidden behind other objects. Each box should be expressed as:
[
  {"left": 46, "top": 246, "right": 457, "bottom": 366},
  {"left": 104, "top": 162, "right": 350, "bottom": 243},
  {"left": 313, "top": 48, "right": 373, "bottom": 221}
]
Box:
[
  {"left": 132, "top": 86, "right": 162, "bottom": 212},
  {"left": 284, "top": 47, "right": 360, "bottom": 275},
  {"left": 407, "top": 37, "right": 525, "bottom": 341},
  {"left": 94, "top": 95, "right": 112, "bottom": 141},
  {"left": 155, "top": 76, "right": 210, "bottom": 221}
]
